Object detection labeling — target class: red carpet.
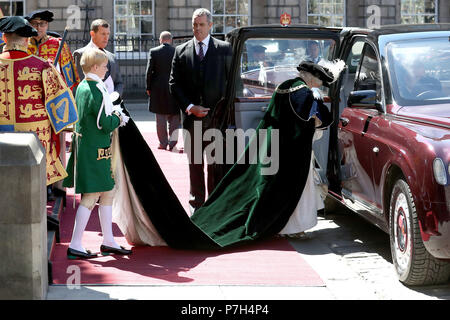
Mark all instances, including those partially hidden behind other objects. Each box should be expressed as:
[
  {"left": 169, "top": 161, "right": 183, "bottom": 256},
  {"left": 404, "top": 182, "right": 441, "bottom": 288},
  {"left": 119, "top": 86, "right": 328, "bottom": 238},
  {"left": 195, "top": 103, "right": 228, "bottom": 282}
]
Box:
[{"left": 50, "top": 129, "right": 324, "bottom": 286}]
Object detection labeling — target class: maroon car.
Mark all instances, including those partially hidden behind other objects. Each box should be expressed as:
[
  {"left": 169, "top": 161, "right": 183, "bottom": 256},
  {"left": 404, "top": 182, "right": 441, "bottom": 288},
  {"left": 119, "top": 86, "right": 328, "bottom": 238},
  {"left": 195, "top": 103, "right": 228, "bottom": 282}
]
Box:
[
  {"left": 223, "top": 23, "right": 450, "bottom": 285},
  {"left": 334, "top": 25, "right": 450, "bottom": 286}
]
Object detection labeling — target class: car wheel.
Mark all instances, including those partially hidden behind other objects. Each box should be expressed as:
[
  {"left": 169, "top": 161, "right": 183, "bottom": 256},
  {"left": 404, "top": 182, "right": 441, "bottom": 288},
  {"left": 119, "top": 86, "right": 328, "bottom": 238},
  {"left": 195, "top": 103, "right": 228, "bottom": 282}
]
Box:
[{"left": 389, "top": 178, "right": 450, "bottom": 286}]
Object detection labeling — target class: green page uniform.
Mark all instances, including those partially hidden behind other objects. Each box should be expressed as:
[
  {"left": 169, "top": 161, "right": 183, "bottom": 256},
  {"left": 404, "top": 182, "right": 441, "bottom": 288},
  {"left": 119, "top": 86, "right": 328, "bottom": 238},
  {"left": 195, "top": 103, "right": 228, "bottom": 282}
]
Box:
[{"left": 64, "top": 79, "right": 120, "bottom": 194}]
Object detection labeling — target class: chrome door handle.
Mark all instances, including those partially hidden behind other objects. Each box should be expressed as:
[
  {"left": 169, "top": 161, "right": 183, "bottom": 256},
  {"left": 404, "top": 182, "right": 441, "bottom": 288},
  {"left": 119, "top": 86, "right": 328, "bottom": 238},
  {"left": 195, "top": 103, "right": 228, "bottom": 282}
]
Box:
[{"left": 340, "top": 117, "right": 349, "bottom": 127}]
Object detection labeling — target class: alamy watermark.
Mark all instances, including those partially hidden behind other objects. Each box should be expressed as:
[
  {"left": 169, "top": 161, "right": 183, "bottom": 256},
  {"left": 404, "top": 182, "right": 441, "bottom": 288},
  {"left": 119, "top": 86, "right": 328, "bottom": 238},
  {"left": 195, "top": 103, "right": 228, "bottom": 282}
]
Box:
[
  {"left": 175, "top": 121, "right": 280, "bottom": 176},
  {"left": 66, "top": 4, "right": 383, "bottom": 30},
  {"left": 66, "top": 5, "right": 81, "bottom": 30},
  {"left": 367, "top": 5, "right": 381, "bottom": 29},
  {"left": 66, "top": 265, "right": 81, "bottom": 289}
]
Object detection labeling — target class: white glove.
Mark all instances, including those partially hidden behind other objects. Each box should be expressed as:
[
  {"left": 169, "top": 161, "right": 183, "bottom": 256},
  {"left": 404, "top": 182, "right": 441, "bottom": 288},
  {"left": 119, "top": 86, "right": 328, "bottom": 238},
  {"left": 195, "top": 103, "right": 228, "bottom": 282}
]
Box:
[
  {"left": 311, "top": 87, "right": 323, "bottom": 100},
  {"left": 119, "top": 113, "right": 130, "bottom": 127},
  {"left": 112, "top": 104, "right": 130, "bottom": 127}
]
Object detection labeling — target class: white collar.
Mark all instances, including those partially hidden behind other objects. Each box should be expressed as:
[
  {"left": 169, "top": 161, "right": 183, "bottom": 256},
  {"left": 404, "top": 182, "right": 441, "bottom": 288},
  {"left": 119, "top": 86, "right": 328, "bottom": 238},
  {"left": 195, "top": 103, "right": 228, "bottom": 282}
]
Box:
[
  {"left": 194, "top": 34, "right": 210, "bottom": 47},
  {"left": 85, "top": 73, "right": 114, "bottom": 129},
  {"left": 87, "top": 40, "right": 107, "bottom": 52},
  {"left": 87, "top": 40, "right": 99, "bottom": 49}
]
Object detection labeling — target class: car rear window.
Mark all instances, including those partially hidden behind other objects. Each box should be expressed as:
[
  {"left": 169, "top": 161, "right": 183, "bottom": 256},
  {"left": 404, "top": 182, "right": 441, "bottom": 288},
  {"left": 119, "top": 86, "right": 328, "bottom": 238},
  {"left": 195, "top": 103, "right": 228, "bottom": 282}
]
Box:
[{"left": 237, "top": 38, "right": 336, "bottom": 98}]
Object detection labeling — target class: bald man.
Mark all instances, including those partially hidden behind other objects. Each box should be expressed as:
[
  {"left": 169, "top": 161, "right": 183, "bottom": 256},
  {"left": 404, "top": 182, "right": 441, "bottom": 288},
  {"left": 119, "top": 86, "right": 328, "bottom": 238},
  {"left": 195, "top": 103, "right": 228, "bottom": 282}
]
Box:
[{"left": 146, "top": 31, "right": 180, "bottom": 151}]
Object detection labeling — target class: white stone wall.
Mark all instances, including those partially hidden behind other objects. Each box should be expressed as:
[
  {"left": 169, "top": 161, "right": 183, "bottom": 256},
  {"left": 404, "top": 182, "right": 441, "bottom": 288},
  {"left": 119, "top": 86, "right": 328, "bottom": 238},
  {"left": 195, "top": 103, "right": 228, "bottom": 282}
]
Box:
[
  {"left": 264, "top": 0, "right": 301, "bottom": 24},
  {"left": 27, "top": 1, "right": 450, "bottom": 38},
  {"left": 30, "top": 0, "right": 113, "bottom": 39},
  {"left": 24, "top": 0, "right": 449, "bottom": 57},
  {"left": 167, "top": 0, "right": 209, "bottom": 37},
  {"left": 356, "top": 0, "right": 398, "bottom": 27}
]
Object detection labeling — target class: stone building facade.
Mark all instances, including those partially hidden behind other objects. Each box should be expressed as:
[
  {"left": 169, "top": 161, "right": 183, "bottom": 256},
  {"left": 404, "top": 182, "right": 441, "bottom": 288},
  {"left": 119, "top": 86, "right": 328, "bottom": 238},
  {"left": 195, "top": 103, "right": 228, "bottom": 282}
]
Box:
[
  {"left": 14, "top": 0, "right": 448, "bottom": 97},
  {"left": 24, "top": 0, "right": 450, "bottom": 39}
]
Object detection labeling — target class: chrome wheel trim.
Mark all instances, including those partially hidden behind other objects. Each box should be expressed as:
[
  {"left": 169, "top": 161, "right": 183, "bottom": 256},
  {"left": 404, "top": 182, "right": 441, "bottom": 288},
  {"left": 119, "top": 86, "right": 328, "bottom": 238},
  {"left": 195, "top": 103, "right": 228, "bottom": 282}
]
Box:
[{"left": 393, "top": 192, "right": 411, "bottom": 272}]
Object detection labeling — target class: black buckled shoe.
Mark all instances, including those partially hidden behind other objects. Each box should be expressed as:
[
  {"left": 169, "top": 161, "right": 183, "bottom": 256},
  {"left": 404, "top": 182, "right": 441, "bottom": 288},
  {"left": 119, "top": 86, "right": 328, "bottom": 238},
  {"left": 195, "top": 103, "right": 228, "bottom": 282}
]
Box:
[
  {"left": 100, "top": 245, "right": 132, "bottom": 256},
  {"left": 67, "top": 247, "right": 98, "bottom": 260}
]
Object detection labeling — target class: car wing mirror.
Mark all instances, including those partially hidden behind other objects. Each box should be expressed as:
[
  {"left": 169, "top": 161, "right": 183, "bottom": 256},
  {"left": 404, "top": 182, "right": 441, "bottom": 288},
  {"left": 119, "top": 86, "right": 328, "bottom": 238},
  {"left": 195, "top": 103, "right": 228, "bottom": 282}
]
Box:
[{"left": 347, "top": 90, "right": 383, "bottom": 113}]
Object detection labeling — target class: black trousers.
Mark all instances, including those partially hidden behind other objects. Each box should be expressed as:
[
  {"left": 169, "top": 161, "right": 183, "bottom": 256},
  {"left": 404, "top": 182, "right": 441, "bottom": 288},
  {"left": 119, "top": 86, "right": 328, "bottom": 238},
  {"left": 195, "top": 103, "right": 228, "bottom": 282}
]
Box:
[
  {"left": 184, "top": 121, "right": 225, "bottom": 213},
  {"left": 155, "top": 113, "right": 181, "bottom": 149}
]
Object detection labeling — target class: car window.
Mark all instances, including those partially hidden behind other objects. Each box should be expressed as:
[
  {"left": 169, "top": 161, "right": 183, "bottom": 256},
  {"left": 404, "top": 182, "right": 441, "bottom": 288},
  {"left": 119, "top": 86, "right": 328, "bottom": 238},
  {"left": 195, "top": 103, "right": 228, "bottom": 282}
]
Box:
[
  {"left": 387, "top": 36, "right": 450, "bottom": 106},
  {"left": 346, "top": 41, "right": 364, "bottom": 74},
  {"left": 340, "top": 38, "right": 365, "bottom": 114},
  {"left": 236, "top": 38, "right": 336, "bottom": 98},
  {"left": 354, "top": 44, "right": 382, "bottom": 99}
]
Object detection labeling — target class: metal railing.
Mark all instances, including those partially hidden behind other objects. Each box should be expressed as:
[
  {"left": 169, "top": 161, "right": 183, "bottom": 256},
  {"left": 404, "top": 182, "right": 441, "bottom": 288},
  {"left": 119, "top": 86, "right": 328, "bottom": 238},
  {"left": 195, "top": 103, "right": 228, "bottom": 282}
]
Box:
[
  {"left": 66, "top": 36, "right": 156, "bottom": 99},
  {"left": 65, "top": 35, "right": 198, "bottom": 100}
]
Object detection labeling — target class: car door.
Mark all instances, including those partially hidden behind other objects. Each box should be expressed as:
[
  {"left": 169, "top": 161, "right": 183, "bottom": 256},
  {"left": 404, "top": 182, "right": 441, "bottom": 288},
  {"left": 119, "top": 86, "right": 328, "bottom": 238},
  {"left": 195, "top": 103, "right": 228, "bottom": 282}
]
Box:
[
  {"left": 226, "top": 27, "right": 341, "bottom": 177},
  {"left": 338, "top": 41, "right": 384, "bottom": 215}
]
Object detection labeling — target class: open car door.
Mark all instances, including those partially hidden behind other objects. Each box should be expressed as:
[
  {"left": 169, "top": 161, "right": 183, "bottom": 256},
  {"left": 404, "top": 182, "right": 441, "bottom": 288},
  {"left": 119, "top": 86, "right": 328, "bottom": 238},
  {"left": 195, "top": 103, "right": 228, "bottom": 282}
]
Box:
[{"left": 222, "top": 25, "right": 341, "bottom": 183}]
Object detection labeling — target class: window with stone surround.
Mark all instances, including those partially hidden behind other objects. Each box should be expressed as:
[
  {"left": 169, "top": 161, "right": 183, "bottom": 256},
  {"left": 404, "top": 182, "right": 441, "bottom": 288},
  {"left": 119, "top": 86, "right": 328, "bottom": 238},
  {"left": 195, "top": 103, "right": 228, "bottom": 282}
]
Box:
[
  {"left": 401, "top": 0, "right": 437, "bottom": 23},
  {"left": 114, "top": 0, "right": 154, "bottom": 53},
  {"left": 307, "top": 0, "right": 345, "bottom": 27},
  {"left": 0, "top": 0, "right": 24, "bottom": 16},
  {"left": 211, "top": 0, "right": 250, "bottom": 34}
]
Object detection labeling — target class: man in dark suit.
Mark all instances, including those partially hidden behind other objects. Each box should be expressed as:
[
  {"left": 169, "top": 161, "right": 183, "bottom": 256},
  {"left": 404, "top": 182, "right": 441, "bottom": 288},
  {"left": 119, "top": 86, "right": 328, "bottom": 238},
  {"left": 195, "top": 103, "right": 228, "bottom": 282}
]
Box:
[
  {"left": 73, "top": 19, "right": 123, "bottom": 95},
  {"left": 169, "top": 8, "right": 232, "bottom": 213},
  {"left": 146, "top": 31, "right": 180, "bottom": 151}
]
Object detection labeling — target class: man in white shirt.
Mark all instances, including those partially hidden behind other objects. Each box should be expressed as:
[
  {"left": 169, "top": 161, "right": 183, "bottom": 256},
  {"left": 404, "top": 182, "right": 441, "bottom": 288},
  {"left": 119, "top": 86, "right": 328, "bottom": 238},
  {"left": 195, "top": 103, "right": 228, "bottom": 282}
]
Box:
[{"left": 73, "top": 19, "right": 123, "bottom": 95}]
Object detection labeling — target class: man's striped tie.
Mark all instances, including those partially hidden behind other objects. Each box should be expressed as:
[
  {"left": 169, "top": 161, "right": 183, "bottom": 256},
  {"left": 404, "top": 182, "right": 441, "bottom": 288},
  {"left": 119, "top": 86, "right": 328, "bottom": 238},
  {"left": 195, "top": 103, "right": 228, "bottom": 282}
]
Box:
[{"left": 198, "top": 41, "right": 204, "bottom": 61}]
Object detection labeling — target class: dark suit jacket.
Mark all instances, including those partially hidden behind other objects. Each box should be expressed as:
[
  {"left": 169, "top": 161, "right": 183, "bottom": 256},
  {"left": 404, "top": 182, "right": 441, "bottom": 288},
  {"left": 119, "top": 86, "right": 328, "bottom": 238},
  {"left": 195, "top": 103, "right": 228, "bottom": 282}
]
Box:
[
  {"left": 146, "top": 43, "right": 178, "bottom": 114},
  {"left": 169, "top": 36, "right": 232, "bottom": 129},
  {"left": 73, "top": 43, "right": 124, "bottom": 95}
]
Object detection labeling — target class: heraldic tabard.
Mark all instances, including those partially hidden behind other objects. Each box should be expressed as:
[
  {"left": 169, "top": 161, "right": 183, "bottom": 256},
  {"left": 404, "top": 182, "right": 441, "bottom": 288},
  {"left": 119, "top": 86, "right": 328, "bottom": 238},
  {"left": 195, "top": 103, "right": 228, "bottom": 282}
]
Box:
[
  {"left": 28, "top": 35, "right": 80, "bottom": 90},
  {"left": 0, "top": 55, "right": 78, "bottom": 185}
]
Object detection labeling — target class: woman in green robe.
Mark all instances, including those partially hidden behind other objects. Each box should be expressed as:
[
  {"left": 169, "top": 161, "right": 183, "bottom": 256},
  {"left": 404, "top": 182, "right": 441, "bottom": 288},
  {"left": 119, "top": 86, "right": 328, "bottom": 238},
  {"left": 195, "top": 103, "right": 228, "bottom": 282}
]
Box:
[{"left": 113, "top": 59, "right": 345, "bottom": 250}]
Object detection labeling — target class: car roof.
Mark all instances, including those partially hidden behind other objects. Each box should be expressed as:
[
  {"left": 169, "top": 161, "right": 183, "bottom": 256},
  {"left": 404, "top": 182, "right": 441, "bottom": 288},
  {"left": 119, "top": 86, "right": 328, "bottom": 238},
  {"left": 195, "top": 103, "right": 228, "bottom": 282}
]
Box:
[
  {"left": 224, "top": 23, "right": 450, "bottom": 50},
  {"left": 371, "top": 23, "right": 450, "bottom": 35},
  {"left": 228, "top": 22, "right": 449, "bottom": 33},
  {"left": 226, "top": 23, "right": 450, "bottom": 38},
  {"left": 363, "top": 23, "right": 450, "bottom": 46},
  {"left": 226, "top": 24, "right": 343, "bottom": 36}
]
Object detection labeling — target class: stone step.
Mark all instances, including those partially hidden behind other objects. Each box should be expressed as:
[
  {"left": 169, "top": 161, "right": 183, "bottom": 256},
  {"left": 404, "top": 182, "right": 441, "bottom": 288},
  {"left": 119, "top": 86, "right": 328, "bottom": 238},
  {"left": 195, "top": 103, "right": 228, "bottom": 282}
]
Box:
[{"left": 47, "top": 196, "right": 64, "bottom": 285}]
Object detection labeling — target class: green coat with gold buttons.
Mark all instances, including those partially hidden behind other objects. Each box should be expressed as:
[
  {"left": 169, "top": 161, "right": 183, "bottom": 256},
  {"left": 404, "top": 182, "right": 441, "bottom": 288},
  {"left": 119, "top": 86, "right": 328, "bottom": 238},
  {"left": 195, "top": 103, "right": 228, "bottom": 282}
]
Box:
[{"left": 63, "top": 79, "right": 120, "bottom": 194}]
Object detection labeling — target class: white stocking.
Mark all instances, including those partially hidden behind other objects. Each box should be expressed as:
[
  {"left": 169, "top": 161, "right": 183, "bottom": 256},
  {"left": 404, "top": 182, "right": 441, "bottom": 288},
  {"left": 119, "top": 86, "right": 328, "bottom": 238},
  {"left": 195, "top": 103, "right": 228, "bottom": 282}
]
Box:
[
  {"left": 69, "top": 205, "right": 92, "bottom": 253},
  {"left": 98, "top": 205, "right": 121, "bottom": 249}
]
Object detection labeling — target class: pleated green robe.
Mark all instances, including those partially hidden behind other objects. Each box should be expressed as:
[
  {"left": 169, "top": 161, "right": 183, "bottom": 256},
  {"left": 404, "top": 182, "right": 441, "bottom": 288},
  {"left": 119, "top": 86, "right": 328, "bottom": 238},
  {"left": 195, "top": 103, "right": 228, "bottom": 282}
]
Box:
[
  {"left": 190, "top": 78, "right": 319, "bottom": 247},
  {"left": 117, "top": 77, "right": 331, "bottom": 249}
]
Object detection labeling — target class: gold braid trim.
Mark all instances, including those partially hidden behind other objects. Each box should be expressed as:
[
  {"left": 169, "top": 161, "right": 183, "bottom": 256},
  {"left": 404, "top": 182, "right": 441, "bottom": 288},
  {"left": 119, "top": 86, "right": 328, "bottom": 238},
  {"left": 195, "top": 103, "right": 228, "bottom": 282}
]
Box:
[
  {"left": 3, "top": 43, "right": 29, "bottom": 53},
  {"left": 275, "top": 84, "right": 308, "bottom": 94}
]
